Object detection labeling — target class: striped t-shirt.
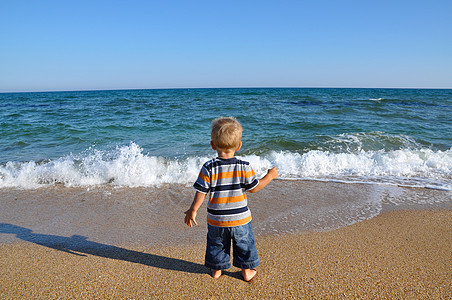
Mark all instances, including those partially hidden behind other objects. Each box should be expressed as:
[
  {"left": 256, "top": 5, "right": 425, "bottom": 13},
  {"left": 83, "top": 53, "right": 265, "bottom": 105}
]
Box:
[{"left": 193, "top": 157, "right": 259, "bottom": 227}]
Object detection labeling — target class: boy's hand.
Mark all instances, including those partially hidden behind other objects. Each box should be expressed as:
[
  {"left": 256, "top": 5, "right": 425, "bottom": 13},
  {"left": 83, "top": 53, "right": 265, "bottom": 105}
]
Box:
[
  {"left": 267, "top": 166, "right": 279, "bottom": 179},
  {"left": 184, "top": 191, "right": 205, "bottom": 228},
  {"left": 184, "top": 209, "right": 198, "bottom": 227}
]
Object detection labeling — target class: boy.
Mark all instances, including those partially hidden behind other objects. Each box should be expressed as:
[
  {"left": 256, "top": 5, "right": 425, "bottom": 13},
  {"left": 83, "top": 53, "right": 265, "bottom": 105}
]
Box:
[{"left": 184, "top": 117, "right": 278, "bottom": 282}]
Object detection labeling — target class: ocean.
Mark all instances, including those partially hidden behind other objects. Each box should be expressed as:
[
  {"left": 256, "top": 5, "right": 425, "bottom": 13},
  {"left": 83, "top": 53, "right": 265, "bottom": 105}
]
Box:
[
  {"left": 1, "top": 88, "right": 451, "bottom": 190},
  {"left": 0, "top": 88, "right": 451, "bottom": 245}
]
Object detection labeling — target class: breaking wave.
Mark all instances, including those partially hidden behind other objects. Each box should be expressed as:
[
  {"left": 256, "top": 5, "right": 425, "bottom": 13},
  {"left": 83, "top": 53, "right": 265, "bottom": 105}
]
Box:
[{"left": 1, "top": 142, "right": 451, "bottom": 190}]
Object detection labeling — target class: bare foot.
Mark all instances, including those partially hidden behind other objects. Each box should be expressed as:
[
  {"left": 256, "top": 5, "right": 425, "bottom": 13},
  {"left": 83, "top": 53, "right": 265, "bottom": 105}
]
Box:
[
  {"left": 211, "top": 269, "right": 222, "bottom": 279},
  {"left": 242, "top": 268, "right": 257, "bottom": 282}
]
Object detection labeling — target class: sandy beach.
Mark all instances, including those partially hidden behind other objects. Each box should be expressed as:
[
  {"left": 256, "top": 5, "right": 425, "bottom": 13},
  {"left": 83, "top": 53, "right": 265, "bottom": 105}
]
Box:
[
  {"left": 0, "top": 182, "right": 451, "bottom": 298},
  {"left": 0, "top": 210, "right": 450, "bottom": 299}
]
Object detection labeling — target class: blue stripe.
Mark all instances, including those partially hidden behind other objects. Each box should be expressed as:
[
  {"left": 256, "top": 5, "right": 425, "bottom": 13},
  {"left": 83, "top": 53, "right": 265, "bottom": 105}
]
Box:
[
  {"left": 211, "top": 183, "right": 242, "bottom": 192},
  {"left": 243, "top": 179, "right": 259, "bottom": 191},
  {"left": 204, "top": 158, "right": 250, "bottom": 172},
  {"left": 207, "top": 206, "right": 249, "bottom": 215},
  {"left": 210, "top": 179, "right": 258, "bottom": 192},
  {"left": 193, "top": 182, "right": 209, "bottom": 193}
]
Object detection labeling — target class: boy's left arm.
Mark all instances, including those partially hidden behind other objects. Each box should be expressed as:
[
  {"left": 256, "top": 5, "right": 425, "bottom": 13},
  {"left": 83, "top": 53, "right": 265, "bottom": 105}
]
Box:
[{"left": 184, "top": 191, "right": 206, "bottom": 227}]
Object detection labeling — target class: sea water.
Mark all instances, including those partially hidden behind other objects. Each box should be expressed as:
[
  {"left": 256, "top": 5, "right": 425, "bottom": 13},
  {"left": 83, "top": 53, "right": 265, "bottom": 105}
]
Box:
[
  {"left": 0, "top": 88, "right": 451, "bottom": 242},
  {"left": 1, "top": 88, "right": 451, "bottom": 191}
]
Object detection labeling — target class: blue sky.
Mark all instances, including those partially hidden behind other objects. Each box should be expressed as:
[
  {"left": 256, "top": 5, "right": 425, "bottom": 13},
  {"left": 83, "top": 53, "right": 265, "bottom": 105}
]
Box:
[{"left": 1, "top": 0, "right": 451, "bottom": 92}]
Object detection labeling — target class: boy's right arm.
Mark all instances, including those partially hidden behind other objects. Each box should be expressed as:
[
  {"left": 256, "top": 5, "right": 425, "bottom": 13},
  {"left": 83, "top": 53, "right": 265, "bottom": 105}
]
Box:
[
  {"left": 248, "top": 167, "right": 278, "bottom": 193},
  {"left": 184, "top": 191, "right": 206, "bottom": 227}
]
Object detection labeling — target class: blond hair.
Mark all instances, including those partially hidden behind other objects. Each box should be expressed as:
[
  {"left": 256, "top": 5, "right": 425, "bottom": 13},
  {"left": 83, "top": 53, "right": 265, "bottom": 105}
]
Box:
[{"left": 211, "top": 117, "right": 243, "bottom": 150}]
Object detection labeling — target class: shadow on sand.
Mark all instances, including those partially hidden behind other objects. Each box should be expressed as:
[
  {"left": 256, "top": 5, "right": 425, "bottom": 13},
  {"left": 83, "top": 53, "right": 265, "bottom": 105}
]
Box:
[{"left": 0, "top": 223, "right": 240, "bottom": 279}]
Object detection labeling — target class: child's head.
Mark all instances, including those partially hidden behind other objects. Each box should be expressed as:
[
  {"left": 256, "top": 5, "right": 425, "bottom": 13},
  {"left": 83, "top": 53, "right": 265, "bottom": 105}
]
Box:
[{"left": 211, "top": 117, "right": 243, "bottom": 151}]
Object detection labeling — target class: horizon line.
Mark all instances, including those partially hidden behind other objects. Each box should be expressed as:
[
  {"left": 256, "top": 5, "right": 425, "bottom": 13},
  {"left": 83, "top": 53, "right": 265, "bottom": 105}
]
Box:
[{"left": 1, "top": 85, "right": 451, "bottom": 94}]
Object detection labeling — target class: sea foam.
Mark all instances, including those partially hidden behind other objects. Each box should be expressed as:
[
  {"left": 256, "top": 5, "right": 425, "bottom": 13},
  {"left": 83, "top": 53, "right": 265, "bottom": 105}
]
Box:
[{"left": 0, "top": 142, "right": 451, "bottom": 190}]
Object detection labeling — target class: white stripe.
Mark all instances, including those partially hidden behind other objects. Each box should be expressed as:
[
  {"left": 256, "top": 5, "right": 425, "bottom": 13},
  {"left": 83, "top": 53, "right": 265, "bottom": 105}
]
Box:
[{"left": 207, "top": 211, "right": 251, "bottom": 222}]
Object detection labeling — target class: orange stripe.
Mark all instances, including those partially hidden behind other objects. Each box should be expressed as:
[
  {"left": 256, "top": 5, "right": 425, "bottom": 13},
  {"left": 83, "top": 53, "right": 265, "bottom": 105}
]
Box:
[
  {"left": 211, "top": 170, "right": 255, "bottom": 181},
  {"left": 199, "top": 171, "right": 210, "bottom": 183},
  {"left": 207, "top": 215, "right": 252, "bottom": 227},
  {"left": 209, "top": 194, "right": 246, "bottom": 204}
]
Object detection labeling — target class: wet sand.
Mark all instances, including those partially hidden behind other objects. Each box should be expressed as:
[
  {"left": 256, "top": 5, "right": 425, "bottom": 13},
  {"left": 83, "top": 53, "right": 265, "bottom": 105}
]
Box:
[
  {"left": 0, "top": 181, "right": 450, "bottom": 246},
  {"left": 0, "top": 181, "right": 451, "bottom": 298}
]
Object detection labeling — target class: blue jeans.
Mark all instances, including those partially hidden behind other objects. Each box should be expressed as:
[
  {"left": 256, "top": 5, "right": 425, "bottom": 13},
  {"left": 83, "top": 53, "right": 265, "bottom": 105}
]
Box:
[{"left": 205, "top": 222, "right": 260, "bottom": 270}]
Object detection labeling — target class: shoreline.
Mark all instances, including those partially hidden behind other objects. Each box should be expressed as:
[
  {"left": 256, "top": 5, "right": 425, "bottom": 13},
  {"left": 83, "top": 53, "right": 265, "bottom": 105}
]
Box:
[
  {"left": 1, "top": 209, "right": 450, "bottom": 298},
  {"left": 0, "top": 180, "right": 451, "bottom": 247}
]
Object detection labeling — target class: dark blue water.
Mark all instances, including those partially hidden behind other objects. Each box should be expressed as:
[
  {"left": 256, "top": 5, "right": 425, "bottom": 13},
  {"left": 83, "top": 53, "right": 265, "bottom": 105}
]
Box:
[{"left": 1, "top": 88, "right": 451, "bottom": 189}]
